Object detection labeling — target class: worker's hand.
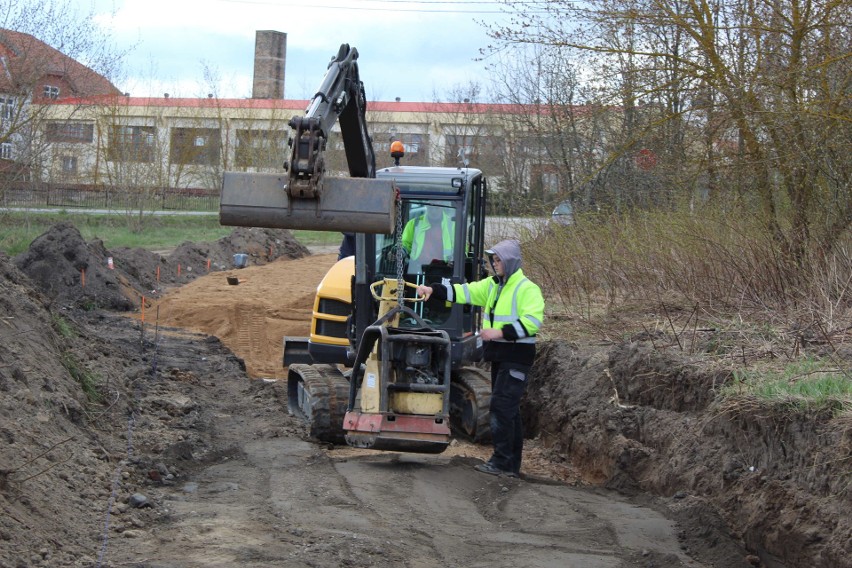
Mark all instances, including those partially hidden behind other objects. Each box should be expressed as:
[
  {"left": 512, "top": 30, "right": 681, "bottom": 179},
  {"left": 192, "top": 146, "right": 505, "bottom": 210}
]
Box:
[
  {"left": 416, "top": 285, "right": 432, "bottom": 300},
  {"left": 479, "top": 328, "right": 503, "bottom": 342}
]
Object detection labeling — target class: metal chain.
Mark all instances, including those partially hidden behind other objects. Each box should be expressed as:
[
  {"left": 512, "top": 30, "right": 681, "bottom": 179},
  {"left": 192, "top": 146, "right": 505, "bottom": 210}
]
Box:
[{"left": 393, "top": 186, "right": 405, "bottom": 305}]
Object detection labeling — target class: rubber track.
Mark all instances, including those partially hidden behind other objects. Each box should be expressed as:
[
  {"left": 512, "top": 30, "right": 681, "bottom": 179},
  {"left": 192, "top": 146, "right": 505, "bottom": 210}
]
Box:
[
  {"left": 451, "top": 367, "right": 492, "bottom": 444},
  {"left": 288, "top": 364, "right": 350, "bottom": 445}
]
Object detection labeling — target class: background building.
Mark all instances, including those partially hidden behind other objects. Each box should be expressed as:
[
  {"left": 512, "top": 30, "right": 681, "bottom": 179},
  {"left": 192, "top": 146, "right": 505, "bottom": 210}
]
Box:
[{"left": 5, "top": 28, "right": 581, "bottom": 216}]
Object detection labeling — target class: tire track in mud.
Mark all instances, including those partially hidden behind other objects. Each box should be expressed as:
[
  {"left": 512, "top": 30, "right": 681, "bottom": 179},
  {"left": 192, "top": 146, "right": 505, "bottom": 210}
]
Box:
[
  {"left": 233, "top": 304, "right": 271, "bottom": 375},
  {"left": 328, "top": 453, "right": 701, "bottom": 568}
]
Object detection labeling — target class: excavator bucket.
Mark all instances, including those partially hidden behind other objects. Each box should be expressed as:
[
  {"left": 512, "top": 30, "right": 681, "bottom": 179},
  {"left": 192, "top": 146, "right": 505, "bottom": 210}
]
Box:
[{"left": 219, "top": 172, "right": 396, "bottom": 234}]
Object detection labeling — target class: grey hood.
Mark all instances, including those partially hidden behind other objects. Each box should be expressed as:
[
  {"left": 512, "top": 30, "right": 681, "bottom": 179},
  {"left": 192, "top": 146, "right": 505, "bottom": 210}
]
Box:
[{"left": 486, "top": 239, "right": 522, "bottom": 282}]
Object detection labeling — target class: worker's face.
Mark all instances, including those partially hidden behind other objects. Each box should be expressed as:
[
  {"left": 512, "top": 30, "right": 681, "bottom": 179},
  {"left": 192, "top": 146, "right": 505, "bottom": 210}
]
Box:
[
  {"left": 426, "top": 207, "right": 442, "bottom": 222},
  {"left": 490, "top": 255, "right": 505, "bottom": 277}
]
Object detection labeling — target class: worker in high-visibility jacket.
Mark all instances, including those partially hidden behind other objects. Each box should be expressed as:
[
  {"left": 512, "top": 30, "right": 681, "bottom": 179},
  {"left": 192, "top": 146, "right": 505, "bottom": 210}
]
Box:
[
  {"left": 401, "top": 205, "right": 454, "bottom": 271},
  {"left": 416, "top": 239, "right": 545, "bottom": 478}
]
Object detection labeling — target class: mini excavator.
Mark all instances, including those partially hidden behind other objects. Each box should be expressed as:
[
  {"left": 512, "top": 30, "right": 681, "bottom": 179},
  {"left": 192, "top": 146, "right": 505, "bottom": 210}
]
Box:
[{"left": 220, "top": 43, "right": 491, "bottom": 453}]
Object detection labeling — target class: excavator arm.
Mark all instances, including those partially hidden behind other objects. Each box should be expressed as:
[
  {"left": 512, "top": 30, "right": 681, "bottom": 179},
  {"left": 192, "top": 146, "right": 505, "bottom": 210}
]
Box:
[
  {"left": 286, "top": 44, "right": 377, "bottom": 198},
  {"left": 220, "top": 44, "right": 395, "bottom": 234}
]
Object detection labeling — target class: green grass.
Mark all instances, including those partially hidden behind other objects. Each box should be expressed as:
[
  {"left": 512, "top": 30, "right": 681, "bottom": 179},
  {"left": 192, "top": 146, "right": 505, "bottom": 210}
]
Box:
[
  {"left": 726, "top": 359, "right": 852, "bottom": 413},
  {"left": 0, "top": 211, "right": 340, "bottom": 255},
  {"left": 291, "top": 230, "right": 343, "bottom": 246},
  {"left": 51, "top": 314, "right": 76, "bottom": 339},
  {"left": 61, "top": 352, "right": 103, "bottom": 404}
]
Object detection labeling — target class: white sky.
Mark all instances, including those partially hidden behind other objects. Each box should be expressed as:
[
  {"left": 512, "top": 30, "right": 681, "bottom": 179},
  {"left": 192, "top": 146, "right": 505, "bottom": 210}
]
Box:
[{"left": 83, "top": 0, "right": 511, "bottom": 102}]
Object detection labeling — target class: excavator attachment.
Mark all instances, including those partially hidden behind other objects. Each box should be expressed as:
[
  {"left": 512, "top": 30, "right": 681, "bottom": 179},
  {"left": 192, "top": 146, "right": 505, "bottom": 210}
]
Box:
[
  {"left": 341, "top": 286, "right": 453, "bottom": 454},
  {"left": 342, "top": 322, "right": 453, "bottom": 455},
  {"left": 220, "top": 172, "right": 396, "bottom": 233},
  {"left": 220, "top": 44, "right": 396, "bottom": 234}
]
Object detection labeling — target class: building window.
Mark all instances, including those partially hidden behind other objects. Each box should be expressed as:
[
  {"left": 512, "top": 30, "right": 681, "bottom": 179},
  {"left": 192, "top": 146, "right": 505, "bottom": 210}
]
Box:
[
  {"left": 1, "top": 97, "right": 15, "bottom": 120},
  {"left": 170, "top": 127, "right": 220, "bottom": 166},
  {"left": 61, "top": 155, "right": 78, "bottom": 174},
  {"left": 0, "top": 142, "right": 12, "bottom": 159},
  {"left": 444, "top": 134, "right": 500, "bottom": 166},
  {"left": 43, "top": 85, "right": 60, "bottom": 99},
  {"left": 108, "top": 125, "right": 156, "bottom": 163},
  {"left": 235, "top": 129, "right": 286, "bottom": 168},
  {"left": 45, "top": 121, "right": 95, "bottom": 143},
  {"left": 400, "top": 133, "right": 427, "bottom": 164},
  {"left": 541, "top": 169, "right": 561, "bottom": 195},
  {"left": 531, "top": 164, "right": 562, "bottom": 200}
]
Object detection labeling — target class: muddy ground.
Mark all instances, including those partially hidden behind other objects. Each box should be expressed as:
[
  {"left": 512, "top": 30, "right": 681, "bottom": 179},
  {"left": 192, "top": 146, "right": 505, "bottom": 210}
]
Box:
[{"left": 0, "top": 223, "right": 849, "bottom": 567}]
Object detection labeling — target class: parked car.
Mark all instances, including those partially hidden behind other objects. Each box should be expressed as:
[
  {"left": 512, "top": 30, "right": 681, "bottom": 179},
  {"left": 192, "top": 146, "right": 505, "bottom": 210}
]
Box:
[{"left": 551, "top": 200, "right": 574, "bottom": 226}]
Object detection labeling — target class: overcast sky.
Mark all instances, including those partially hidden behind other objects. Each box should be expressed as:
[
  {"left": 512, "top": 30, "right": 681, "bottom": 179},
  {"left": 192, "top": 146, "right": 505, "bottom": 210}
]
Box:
[{"left": 81, "top": 0, "right": 511, "bottom": 103}]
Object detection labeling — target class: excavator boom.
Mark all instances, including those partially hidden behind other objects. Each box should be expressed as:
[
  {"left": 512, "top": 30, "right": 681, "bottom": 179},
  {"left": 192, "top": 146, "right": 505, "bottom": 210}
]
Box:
[{"left": 287, "top": 44, "right": 377, "bottom": 197}]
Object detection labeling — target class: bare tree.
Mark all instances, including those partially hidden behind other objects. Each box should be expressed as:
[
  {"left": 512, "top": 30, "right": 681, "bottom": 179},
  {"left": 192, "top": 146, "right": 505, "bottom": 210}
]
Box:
[
  {"left": 96, "top": 96, "right": 168, "bottom": 228},
  {"left": 486, "top": 0, "right": 852, "bottom": 261},
  {"left": 0, "top": 0, "right": 122, "bottom": 205},
  {"left": 486, "top": 45, "right": 610, "bottom": 213}
]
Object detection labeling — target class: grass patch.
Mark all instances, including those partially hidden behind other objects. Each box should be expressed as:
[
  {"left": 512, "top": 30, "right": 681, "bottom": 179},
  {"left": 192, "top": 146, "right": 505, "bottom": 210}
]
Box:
[
  {"left": 0, "top": 211, "right": 337, "bottom": 255},
  {"left": 60, "top": 352, "right": 103, "bottom": 404},
  {"left": 0, "top": 211, "right": 229, "bottom": 255},
  {"left": 51, "top": 314, "right": 76, "bottom": 339},
  {"left": 293, "top": 230, "right": 343, "bottom": 247},
  {"left": 724, "top": 358, "right": 852, "bottom": 413}
]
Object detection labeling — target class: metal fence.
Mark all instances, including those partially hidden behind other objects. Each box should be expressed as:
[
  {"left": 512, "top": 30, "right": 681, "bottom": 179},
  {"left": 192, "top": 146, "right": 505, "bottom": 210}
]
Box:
[{"left": 0, "top": 185, "right": 220, "bottom": 212}]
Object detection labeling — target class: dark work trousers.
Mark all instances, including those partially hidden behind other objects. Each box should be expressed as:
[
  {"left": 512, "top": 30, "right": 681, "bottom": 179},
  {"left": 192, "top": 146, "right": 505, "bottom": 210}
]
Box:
[{"left": 488, "top": 361, "right": 530, "bottom": 474}]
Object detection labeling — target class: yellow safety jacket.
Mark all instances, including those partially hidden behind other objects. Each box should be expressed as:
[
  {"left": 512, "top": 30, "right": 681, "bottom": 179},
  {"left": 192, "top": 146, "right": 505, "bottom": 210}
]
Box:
[{"left": 451, "top": 269, "right": 544, "bottom": 364}]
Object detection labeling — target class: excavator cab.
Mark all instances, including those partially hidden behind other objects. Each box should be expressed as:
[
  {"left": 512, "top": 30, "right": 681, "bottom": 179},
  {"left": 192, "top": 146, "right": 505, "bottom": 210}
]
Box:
[
  {"left": 372, "top": 166, "right": 487, "bottom": 354},
  {"left": 375, "top": 199, "right": 455, "bottom": 326}
]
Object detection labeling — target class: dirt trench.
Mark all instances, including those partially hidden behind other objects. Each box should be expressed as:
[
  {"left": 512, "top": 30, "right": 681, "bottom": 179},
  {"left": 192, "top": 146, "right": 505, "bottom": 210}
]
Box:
[{"left": 0, "top": 223, "right": 848, "bottom": 568}]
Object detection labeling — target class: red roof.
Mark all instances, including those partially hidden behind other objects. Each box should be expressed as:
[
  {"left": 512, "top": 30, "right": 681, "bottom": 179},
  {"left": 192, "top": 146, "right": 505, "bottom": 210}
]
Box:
[
  {"left": 0, "top": 28, "right": 120, "bottom": 99},
  {"left": 48, "top": 93, "right": 556, "bottom": 116}
]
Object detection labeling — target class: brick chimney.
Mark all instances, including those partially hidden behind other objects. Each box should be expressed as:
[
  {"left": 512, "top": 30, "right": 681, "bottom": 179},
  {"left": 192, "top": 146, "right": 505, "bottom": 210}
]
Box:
[{"left": 252, "top": 30, "right": 286, "bottom": 99}]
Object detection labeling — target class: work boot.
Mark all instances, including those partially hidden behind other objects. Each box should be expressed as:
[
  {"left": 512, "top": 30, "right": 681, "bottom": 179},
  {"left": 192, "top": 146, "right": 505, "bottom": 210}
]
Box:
[{"left": 474, "top": 462, "right": 516, "bottom": 477}]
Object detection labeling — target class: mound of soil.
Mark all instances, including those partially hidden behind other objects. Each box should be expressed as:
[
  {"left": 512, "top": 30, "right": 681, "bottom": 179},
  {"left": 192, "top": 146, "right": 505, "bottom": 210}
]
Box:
[
  {"left": 0, "top": 223, "right": 310, "bottom": 566},
  {"left": 524, "top": 341, "right": 851, "bottom": 568},
  {"left": 0, "top": 252, "right": 258, "bottom": 566},
  {"left": 12, "top": 223, "right": 309, "bottom": 311}
]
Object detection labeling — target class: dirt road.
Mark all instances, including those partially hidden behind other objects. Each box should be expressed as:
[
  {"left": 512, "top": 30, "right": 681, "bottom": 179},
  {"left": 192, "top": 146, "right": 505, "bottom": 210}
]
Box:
[{"left": 97, "top": 252, "right": 708, "bottom": 567}]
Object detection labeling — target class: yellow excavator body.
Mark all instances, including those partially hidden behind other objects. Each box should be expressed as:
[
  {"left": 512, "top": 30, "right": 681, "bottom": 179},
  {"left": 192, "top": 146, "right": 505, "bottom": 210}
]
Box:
[{"left": 309, "top": 256, "right": 354, "bottom": 347}]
